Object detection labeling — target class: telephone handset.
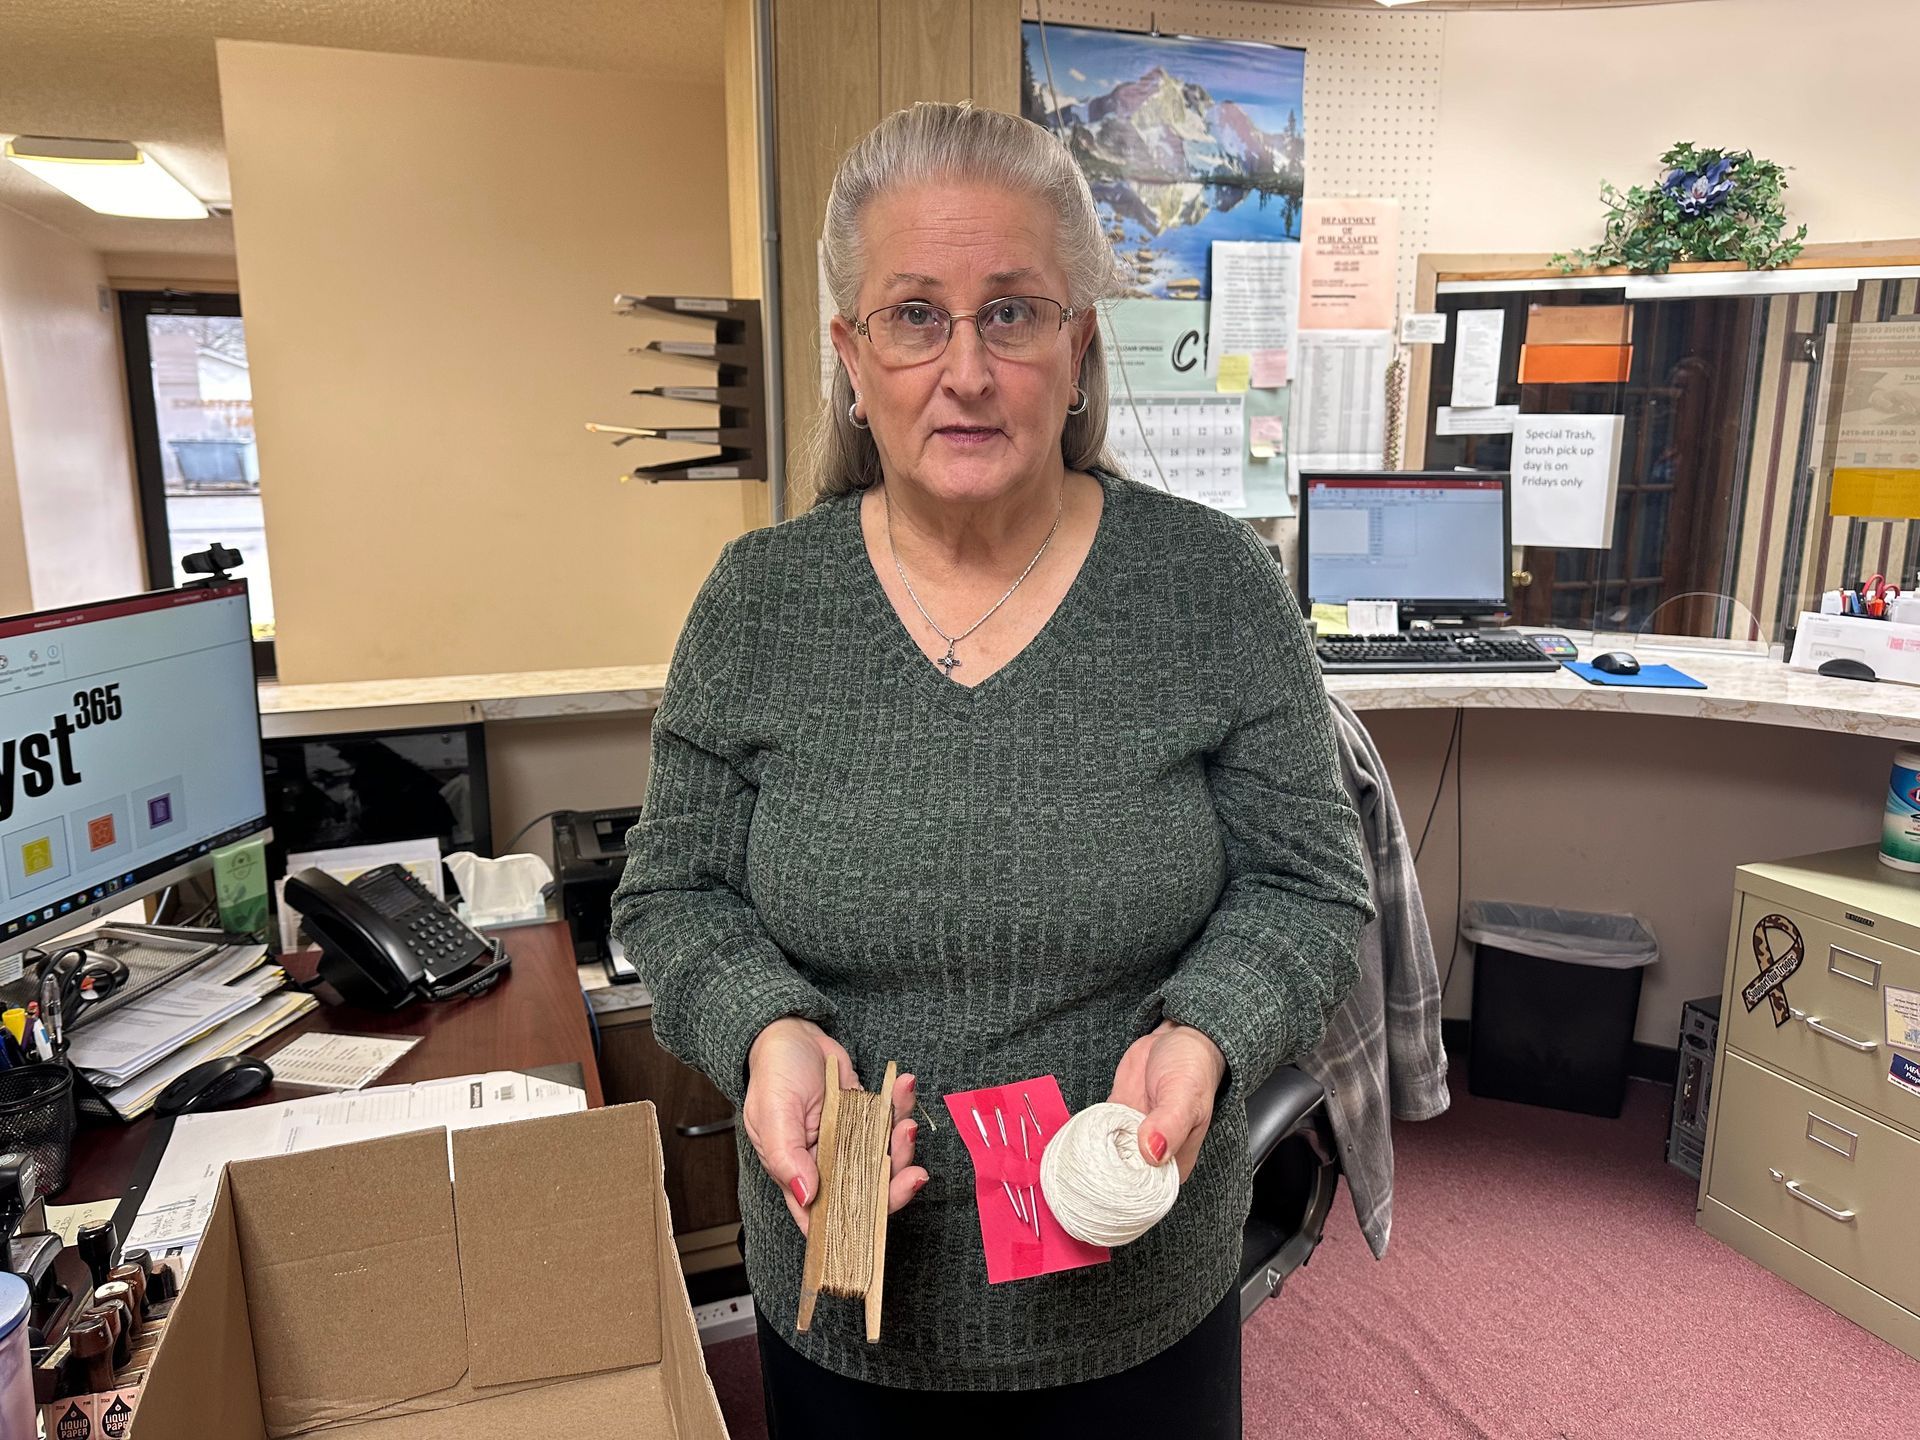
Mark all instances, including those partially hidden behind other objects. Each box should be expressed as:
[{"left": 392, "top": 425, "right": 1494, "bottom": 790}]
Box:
[{"left": 282, "top": 863, "right": 511, "bottom": 1010}]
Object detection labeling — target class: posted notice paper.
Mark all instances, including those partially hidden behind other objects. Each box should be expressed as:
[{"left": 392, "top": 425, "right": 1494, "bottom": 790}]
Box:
[
  {"left": 1206, "top": 240, "right": 1299, "bottom": 378},
  {"left": 1299, "top": 200, "right": 1399, "bottom": 332},
  {"left": 1511, "top": 414, "right": 1624, "bottom": 549},
  {"left": 1452, "top": 309, "right": 1505, "bottom": 409},
  {"left": 1289, "top": 330, "right": 1393, "bottom": 489}
]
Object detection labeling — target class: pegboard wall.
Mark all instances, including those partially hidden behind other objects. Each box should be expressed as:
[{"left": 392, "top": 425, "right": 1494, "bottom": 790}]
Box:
[{"left": 1019, "top": 0, "right": 1444, "bottom": 321}]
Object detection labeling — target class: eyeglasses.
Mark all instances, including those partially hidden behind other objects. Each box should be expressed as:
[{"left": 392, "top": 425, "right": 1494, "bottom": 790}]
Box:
[{"left": 853, "top": 295, "right": 1078, "bottom": 366}]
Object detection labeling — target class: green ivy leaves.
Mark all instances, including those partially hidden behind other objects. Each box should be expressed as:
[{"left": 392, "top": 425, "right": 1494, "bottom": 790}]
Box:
[{"left": 1552, "top": 142, "right": 1807, "bottom": 275}]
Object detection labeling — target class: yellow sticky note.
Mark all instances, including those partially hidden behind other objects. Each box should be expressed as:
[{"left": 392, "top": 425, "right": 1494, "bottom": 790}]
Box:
[
  {"left": 1311, "top": 602, "right": 1351, "bottom": 635},
  {"left": 1216, "top": 354, "right": 1251, "bottom": 393},
  {"left": 1831, "top": 467, "right": 1920, "bottom": 519},
  {"left": 1250, "top": 443, "right": 1275, "bottom": 461}
]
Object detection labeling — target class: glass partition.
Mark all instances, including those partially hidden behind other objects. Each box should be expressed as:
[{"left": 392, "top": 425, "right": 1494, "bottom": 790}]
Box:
[{"left": 1415, "top": 269, "right": 1920, "bottom": 646}]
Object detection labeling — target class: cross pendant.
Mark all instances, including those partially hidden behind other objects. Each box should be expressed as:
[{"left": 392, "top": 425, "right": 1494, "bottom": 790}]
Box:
[{"left": 937, "top": 646, "right": 961, "bottom": 676}]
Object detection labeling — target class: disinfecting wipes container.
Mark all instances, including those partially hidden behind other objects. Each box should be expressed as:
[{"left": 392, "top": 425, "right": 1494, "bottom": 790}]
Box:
[{"left": 1883, "top": 747, "right": 1920, "bottom": 871}]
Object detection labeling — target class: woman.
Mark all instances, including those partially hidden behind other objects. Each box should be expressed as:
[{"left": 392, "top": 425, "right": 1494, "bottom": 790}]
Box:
[{"left": 611, "top": 102, "right": 1371, "bottom": 1436}]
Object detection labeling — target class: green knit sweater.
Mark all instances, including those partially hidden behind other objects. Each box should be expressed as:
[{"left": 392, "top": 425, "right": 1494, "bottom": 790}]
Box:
[{"left": 611, "top": 470, "right": 1371, "bottom": 1391}]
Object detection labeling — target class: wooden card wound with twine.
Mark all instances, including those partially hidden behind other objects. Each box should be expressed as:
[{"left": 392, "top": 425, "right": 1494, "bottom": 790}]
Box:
[{"left": 797, "top": 1055, "right": 897, "bottom": 1343}]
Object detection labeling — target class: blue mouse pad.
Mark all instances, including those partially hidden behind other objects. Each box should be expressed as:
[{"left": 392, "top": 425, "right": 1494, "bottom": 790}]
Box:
[{"left": 1563, "top": 661, "right": 1705, "bottom": 690}]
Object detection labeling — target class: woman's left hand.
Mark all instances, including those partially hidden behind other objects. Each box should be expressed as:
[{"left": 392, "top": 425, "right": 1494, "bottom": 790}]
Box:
[{"left": 1106, "top": 1021, "right": 1227, "bottom": 1182}]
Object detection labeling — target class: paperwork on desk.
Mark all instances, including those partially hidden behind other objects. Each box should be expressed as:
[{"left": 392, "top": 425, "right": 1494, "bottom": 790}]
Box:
[
  {"left": 125, "top": 1070, "right": 587, "bottom": 1262},
  {"left": 58, "top": 940, "right": 317, "bottom": 1120},
  {"left": 67, "top": 980, "right": 263, "bottom": 1084},
  {"left": 265, "top": 1031, "right": 420, "bottom": 1091}
]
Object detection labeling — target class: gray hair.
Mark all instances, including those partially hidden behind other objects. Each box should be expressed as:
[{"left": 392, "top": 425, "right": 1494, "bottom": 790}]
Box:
[{"left": 807, "top": 102, "right": 1126, "bottom": 504}]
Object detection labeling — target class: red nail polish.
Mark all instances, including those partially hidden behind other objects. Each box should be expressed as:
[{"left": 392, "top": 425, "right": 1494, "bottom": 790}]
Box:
[
  {"left": 905, "top": 1074, "right": 917, "bottom": 1092},
  {"left": 790, "top": 1177, "right": 808, "bottom": 1207},
  {"left": 1146, "top": 1131, "right": 1168, "bottom": 1163},
  {"left": 912, "top": 1175, "right": 928, "bottom": 1193}
]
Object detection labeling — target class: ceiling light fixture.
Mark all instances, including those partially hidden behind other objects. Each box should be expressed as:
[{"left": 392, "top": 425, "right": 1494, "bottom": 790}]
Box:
[{"left": 2, "top": 136, "right": 208, "bottom": 220}]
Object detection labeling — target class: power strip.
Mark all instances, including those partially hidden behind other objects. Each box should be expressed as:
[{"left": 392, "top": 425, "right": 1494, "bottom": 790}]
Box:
[{"left": 692, "top": 1294, "right": 757, "bottom": 1346}]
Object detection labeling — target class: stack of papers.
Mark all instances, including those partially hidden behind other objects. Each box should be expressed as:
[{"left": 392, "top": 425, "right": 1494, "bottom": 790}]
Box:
[
  {"left": 63, "top": 943, "right": 315, "bottom": 1120},
  {"left": 126, "top": 1071, "right": 586, "bottom": 1261},
  {"left": 68, "top": 981, "right": 265, "bottom": 1086}
]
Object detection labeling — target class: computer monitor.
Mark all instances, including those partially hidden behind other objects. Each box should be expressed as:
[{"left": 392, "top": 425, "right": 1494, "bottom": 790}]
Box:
[
  {"left": 1296, "top": 470, "right": 1512, "bottom": 622},
  {"left": 262, "top": 723, "right": 492, "bottom": 869},
  {"left": 0, "top": 581, "right": 268, "bottom": 963}
]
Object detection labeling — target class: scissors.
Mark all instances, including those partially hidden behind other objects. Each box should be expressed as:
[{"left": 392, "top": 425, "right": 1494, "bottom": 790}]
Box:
[{"left": 34, "top": 946, "right": 131, "bottom": 1053}]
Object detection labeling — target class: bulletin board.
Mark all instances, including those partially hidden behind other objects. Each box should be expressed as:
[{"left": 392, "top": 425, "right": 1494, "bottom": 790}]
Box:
[{"left": 1021, "top": 1, "right": 1444, "bottom": 517}]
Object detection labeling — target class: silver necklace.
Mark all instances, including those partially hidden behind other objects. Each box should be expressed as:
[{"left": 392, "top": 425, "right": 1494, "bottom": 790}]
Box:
[{"left": 883, "top": 483, "right": 1065, "bottom": 678}]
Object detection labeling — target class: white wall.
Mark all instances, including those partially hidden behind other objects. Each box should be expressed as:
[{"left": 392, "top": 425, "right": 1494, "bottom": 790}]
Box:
[
  {"left": 0, "top": 205, "right": 145, "bottom": 611},
  {"left": 1431, "top": 0, "right": 1920, "bottom": 255},
  {"left": 217, "top": 41, "right": 741, "bottom": 685},
  {"left": 1368, "top": 707, "right": 1891, "bottom": 1047}
]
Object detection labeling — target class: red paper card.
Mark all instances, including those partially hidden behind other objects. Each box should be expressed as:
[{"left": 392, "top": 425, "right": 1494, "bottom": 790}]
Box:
[{"left": 942, "top": 1075, "right": 1109, "bottom": 1284}]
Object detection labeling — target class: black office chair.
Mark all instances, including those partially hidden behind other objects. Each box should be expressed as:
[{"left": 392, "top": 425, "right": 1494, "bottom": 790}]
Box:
[{"left": 1239, "top": 1063, "right": 1342, "bottom": 1322}]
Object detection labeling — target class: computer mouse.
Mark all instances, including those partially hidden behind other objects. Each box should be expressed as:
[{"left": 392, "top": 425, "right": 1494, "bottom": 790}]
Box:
[
  {"left": 155, "top": 1055, "right": 274, "bottom": 1118},
  {"left": 1817, "top": 657, "right": 1878, "bottom": 682},
  {"left": 1592, "top": 651, "right": 1641, "bottom": 675}
]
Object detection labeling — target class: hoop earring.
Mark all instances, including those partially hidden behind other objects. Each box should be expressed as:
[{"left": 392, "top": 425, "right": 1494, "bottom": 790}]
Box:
[
  {"left": 1066, "top": 387, "right": 1089, "bottom": 417},
  {"left": 849, "top": 397, "right": 870, "bottom": 430}
]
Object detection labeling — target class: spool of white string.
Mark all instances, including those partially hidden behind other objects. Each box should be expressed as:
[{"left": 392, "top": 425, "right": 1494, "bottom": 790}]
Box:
[{"left": 1039, "top": 1102, "right": 1179, "bottom": 1247}]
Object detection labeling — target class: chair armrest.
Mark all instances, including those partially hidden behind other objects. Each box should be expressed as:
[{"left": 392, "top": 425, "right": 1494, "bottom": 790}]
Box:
[{"left": 1245, "top": 1064, "right": 1328, "bottom": 1172}]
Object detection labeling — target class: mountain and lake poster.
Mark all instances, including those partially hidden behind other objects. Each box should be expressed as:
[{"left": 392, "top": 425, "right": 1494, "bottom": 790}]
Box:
[{"left": 1019, "top": 22, "right": 1306, "bottom": 301}]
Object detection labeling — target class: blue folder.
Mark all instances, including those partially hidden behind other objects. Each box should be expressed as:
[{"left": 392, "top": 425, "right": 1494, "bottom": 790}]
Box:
[{"left": 1563, "top": 661, "right": 1705, "bottom": 690}]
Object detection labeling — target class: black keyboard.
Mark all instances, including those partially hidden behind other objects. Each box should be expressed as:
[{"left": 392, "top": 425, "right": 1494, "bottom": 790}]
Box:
[{"left": 1315, "top": 630, "right": 1561, "bottom": 674}]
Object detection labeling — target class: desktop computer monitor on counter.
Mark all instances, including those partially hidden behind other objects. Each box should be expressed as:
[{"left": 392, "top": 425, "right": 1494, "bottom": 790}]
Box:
[
  {"left": 0, "top": 582, "right": 268, "bottom": 966},
  {"left": 1297, "top": 470, "right": 1512, "bottom": 625}
]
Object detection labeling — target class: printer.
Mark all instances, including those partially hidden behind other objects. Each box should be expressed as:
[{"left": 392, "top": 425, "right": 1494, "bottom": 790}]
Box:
[{"left": 551, "top": 806, "right": 642, "bottom": 983}]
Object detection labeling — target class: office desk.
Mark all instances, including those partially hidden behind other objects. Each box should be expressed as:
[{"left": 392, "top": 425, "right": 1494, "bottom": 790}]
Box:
[{"left": 62, "top": 920, "right": 600, "bottom": 1205}]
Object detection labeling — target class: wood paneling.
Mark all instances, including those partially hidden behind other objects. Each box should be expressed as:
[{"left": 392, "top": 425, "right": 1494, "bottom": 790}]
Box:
[
  {"left": 772, "top": 0, "right": 880, "bottom": 516},
  {"left": 724, "top": 0, "right": 773, "bottom": 531},
  {"left": 970, "top": 0, "right": 1021, "bottom": 111},
  {"left": 881, "top": 0, "right": 973, "bottom": 113}
]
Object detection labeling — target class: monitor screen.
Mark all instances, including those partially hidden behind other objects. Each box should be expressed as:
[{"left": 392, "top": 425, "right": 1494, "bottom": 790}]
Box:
[
  {"left": 263, "top": 725, "right": 491, "bottom": 870},
  {"left": 1299, "top": 472, "right": 1509, "bottom": 610},
  {"left": 0, "top": 582, "right": 267, "bottom": 960}
]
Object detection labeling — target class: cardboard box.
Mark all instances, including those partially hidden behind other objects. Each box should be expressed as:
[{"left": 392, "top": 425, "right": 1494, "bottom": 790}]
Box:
[{"left": 129, "top": 1104, "right": 728, "bottom": 1438}]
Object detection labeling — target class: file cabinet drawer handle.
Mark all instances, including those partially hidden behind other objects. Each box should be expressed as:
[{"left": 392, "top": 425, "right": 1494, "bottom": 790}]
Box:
[
  {"left": 1791, "top": 1009, "right": 1879, "bottom": 1053},
  {"left": 1826, "top": 945, "right": 1881, "bottom": 989},
  {"left": 1768, "top": 1168, "right": 1857, "bottom": 1223}
]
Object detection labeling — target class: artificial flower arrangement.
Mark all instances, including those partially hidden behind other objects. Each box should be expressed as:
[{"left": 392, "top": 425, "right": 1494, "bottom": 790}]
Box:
[{"left": 1554, "top": 142, "right": 1807, "bottom": 274}]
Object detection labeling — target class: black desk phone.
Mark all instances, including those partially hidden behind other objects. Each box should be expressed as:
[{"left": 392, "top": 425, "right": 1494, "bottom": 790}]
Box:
[{"left": 282, "top": 863, "right": 512, "bottom": 1009}]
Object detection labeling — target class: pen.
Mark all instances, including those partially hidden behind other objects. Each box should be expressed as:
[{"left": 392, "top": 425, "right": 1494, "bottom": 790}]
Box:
[{"left": 37, "top": 971, "right": 62, "bottom": 1055}]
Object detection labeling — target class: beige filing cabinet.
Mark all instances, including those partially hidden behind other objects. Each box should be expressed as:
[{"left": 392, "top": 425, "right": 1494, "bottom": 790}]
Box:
[{"left": 1699, "top": 845, "right": 1920, "bottom": 1359}]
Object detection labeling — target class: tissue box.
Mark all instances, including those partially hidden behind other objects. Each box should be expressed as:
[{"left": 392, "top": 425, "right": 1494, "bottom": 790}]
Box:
[
  {"left": 129, "top": 1104, "right": 728, "bottom": 1439},
  {"left": 1789, "top": 611, "right": 1920, "bottom": 686}
]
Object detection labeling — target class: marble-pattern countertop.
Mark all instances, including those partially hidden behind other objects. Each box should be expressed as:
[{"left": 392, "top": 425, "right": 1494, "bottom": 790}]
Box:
[
  {"left": 1324, "top": 647, "right": 1920, "bottom": 741},
  {"left": 257, "top": 646, "right": 1920, "bottom": 742},
  {"left": 258, "top": 664, "right": 672, "bottom": 728}
]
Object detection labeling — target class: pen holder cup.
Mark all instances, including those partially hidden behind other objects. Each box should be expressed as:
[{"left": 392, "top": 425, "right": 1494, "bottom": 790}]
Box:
[{"left": 0, "top": 1065, "right": 75, "bottom": 1203}]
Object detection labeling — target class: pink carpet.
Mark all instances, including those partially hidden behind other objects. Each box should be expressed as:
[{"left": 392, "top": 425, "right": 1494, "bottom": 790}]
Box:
[{"left": 703, "top": 1077, "right": 1918, "bottom": 1437}]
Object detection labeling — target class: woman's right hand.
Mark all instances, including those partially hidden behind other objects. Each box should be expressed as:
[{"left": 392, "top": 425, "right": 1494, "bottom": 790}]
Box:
[{"left": 744, "top": 1016, "right": 928, "bottom": 1235}]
